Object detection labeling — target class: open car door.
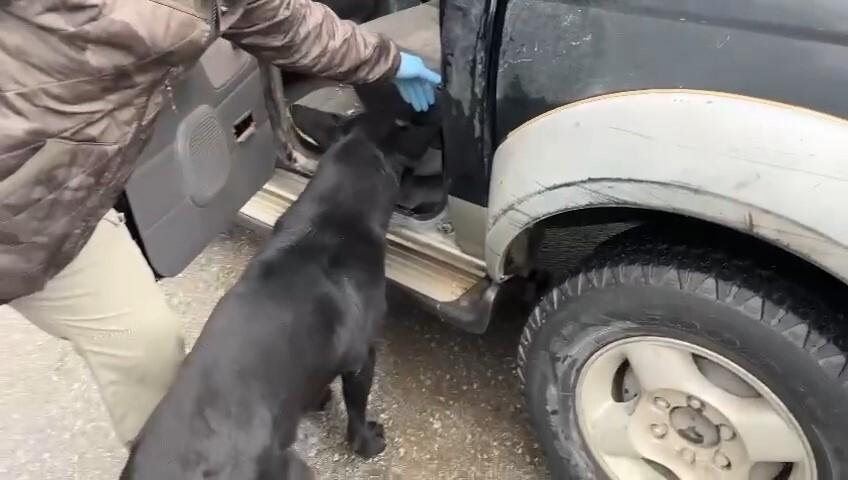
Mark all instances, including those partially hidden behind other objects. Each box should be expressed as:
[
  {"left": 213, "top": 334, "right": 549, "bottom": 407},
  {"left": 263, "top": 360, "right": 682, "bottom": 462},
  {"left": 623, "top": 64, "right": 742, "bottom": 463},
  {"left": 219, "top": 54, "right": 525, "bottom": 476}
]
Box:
[{"left": 124, "top": 39, "right": 276, "bottom": 277}]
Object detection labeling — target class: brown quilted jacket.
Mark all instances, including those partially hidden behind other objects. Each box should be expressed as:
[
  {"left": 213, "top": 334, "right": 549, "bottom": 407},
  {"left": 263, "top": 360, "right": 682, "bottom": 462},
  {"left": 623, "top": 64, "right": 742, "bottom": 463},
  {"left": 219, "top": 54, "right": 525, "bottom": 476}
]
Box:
[{"left": 0, "top": 0, "right": 400, "bottom": 302}]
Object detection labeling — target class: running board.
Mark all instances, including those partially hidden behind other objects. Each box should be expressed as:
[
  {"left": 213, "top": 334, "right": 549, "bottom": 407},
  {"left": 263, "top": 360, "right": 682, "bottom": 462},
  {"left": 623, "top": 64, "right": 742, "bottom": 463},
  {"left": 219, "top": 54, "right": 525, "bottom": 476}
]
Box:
[{"left": 239, "top": 170, "right": 486, "bottom": 303}]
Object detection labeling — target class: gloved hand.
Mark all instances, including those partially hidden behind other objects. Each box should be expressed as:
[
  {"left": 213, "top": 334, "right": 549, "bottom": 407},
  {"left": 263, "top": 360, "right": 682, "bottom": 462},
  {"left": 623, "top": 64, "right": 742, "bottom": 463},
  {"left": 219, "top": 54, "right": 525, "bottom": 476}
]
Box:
[{"left": 393, "top": 52, "right": 442, "bottom": 112}]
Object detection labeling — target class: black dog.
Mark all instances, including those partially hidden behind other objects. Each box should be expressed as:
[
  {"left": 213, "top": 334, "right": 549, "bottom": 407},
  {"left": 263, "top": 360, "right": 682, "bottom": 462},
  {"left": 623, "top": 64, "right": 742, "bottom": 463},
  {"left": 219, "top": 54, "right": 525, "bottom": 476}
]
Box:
[{"left": 121, "top": 105, "right": 439, "bottom": 480}]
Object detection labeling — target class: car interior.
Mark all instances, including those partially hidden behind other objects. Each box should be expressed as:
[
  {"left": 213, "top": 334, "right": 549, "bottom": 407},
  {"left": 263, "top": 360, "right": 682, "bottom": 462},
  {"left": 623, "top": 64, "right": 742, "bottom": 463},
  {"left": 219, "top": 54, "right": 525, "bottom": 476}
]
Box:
[{"left": 283, "top": 0, "right": 445, "bottom": 219}]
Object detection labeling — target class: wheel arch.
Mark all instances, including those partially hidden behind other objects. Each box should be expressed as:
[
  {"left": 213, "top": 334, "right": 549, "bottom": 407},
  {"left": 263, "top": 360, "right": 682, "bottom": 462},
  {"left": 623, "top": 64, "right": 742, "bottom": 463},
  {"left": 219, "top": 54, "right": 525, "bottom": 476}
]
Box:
[
  {"left": 487, "top": 89, "right": 848, "bottom": 288},
  {"left": 511, "top": 207, "right": 848, "bottom": 307}
]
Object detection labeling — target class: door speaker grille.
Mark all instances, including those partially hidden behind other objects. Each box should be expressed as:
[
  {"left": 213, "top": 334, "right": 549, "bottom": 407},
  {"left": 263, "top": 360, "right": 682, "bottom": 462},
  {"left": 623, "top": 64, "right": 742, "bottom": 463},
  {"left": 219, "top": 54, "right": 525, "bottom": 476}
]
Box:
[{"left": 178, "top": 105, "right": 231, "bottom": 206}]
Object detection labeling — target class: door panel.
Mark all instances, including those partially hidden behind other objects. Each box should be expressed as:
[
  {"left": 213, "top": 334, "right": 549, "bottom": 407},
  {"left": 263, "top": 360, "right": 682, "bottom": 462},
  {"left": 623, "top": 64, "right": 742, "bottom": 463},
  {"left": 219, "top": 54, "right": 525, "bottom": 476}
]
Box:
[{"left": 125, "top": 39, "right": 275, "bottom": 277}]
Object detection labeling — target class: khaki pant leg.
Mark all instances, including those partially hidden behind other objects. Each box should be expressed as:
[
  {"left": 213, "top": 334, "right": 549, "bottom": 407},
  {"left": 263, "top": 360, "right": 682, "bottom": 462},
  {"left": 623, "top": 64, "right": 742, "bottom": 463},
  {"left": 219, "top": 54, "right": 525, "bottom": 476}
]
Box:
[{"left": 9, "top": 209, "right": 185, "bottom": 445}]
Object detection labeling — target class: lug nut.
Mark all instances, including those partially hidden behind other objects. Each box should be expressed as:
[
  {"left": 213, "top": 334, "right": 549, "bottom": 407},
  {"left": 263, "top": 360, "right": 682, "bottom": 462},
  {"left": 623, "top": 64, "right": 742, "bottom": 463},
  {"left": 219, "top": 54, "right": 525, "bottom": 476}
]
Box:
[
  {"left": 714, "top": 452, "right": 731, "bottom": 470},
  {"left": 687, "top": 396, "right": 704, "bottom": 411},
  {"left": 679, "top": 448, "right": 695, "bottom": 464},
  {"left": 718, "top": 424, "right": 735, "bottom": 441},
  {"left": 653, "top": 397, "right": 671, "bottom": 410},
  {"left": 650, "top": 423, "right": 668, "bottom": 439}
]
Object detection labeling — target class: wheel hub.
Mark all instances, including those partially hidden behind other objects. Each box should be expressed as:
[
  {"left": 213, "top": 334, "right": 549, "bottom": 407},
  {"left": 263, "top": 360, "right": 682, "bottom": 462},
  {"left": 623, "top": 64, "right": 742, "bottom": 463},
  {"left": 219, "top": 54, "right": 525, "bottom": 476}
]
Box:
[
  {"left": 574, "top": 337, "right": 816, "bottom": 480},
  {"left": 631, "top": 389, "right": 744, "bottom": 476},
  {"left": 669, "top": 404, "right": 719, "bottom": 448}
]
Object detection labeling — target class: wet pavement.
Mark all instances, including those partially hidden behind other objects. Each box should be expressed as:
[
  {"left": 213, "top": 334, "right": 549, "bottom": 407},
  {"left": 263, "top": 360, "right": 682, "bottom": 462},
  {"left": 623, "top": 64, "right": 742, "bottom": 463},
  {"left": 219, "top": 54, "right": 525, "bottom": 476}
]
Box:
[{"left": 0, "top": 225, "right": 549, "bottom": 479}]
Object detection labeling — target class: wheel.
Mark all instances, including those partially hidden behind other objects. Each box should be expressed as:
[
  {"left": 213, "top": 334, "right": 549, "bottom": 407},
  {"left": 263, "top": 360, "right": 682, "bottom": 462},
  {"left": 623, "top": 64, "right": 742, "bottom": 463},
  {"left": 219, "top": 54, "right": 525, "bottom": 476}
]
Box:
[{"left": 517, "top": 229, "right": 848, "bottom": 480}]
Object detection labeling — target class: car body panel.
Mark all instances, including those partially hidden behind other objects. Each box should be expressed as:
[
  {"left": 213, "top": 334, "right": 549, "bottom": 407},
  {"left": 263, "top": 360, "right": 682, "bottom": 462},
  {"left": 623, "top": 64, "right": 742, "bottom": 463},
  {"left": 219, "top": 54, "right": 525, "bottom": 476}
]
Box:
[
  {"left": 486, "top": 90, "right": 848, "bottom": 283},
  {"left": 494, "top": 0, "right": 848, "bottom": 143},
  {"left": 440, "top": 0, "right": 498, "bottom": 207},
  {"left": 447, "top": 196, "right": 488, "bottom": 259}
]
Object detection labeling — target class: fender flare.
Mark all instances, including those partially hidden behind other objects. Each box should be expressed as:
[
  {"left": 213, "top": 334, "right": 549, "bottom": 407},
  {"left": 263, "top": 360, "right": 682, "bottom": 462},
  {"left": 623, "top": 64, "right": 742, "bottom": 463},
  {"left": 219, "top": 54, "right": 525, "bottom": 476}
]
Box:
[{"left": 486, "top": 90, "right": 848, "bottom": 282}]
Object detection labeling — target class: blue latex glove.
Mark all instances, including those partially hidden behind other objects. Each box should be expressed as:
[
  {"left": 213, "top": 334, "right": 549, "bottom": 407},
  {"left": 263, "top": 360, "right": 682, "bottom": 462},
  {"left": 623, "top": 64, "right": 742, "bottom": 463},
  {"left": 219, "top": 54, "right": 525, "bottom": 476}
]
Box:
[{"left": 394, "top": 52, "right": 442, "bottom": 112}]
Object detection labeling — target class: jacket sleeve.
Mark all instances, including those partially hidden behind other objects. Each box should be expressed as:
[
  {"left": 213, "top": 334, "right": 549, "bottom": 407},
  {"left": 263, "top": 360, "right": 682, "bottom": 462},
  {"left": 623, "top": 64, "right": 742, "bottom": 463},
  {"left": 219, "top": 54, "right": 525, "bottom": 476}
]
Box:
[{"left": 222, "top": 0, "right": 400, "bottom": 83}]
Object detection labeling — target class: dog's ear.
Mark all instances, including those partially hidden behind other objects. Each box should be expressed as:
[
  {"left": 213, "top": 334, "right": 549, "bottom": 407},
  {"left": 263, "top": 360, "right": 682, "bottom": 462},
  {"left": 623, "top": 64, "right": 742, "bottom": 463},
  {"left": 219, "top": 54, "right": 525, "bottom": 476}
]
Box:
[{"left": 289, "top": 104, "right": 346, "bottom": 153}]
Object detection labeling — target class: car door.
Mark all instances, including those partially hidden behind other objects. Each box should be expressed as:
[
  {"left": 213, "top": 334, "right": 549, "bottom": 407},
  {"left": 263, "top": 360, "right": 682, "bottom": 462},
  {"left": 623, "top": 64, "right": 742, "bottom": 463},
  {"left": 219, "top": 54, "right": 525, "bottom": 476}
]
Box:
[{"left": 124, "top": 39, "right": 276, "bottom": 277}]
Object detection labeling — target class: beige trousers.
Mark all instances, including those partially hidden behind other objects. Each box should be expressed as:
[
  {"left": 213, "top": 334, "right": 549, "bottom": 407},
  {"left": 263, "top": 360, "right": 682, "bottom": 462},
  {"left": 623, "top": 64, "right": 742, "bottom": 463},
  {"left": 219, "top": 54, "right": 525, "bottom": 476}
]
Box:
[{"left": 9, "top": 209, "right": 184, "bottom": 445}]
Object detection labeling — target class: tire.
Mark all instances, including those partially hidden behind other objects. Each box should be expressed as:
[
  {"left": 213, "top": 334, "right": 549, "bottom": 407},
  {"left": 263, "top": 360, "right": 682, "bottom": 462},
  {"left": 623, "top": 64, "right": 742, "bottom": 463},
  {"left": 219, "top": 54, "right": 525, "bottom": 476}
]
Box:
[{"left": 517, "top": 228, "right": 848, "bottom": 480}]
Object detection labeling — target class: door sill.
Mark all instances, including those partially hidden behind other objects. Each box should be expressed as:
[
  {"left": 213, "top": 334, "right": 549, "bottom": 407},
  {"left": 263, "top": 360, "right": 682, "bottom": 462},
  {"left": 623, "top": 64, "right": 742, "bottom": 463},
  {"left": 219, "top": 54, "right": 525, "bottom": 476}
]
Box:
[{"left": 239, "top": 169, "right": 485, "bottom": 303}]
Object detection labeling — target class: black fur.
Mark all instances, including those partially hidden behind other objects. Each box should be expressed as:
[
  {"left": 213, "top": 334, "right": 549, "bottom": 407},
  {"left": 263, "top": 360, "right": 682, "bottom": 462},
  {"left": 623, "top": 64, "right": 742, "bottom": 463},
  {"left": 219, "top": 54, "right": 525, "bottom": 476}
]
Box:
[{"left": 121, "top": 106, "right": 439, "bottom": 480}]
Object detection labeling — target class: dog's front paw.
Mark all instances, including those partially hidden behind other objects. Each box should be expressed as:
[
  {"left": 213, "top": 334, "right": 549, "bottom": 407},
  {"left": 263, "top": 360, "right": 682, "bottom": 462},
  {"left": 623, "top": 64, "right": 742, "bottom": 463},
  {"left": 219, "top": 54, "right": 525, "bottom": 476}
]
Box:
[{"left": 348, "top": 420, "right": 386, "bottom": 458}]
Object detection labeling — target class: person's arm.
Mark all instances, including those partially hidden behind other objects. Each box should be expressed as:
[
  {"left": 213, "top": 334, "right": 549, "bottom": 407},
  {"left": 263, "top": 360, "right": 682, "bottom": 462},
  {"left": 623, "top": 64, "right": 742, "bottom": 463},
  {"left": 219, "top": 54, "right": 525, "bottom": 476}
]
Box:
[{"left": 222, "top": 0, "right": 400, "bottom": 84}]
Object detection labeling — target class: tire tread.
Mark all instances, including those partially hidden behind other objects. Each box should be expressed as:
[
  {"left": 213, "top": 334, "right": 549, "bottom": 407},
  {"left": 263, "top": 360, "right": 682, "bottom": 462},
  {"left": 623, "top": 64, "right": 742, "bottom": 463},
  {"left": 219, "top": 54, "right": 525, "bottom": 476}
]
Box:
[{"left": 517, "top": 228, "right": 848, "bottom": 391}]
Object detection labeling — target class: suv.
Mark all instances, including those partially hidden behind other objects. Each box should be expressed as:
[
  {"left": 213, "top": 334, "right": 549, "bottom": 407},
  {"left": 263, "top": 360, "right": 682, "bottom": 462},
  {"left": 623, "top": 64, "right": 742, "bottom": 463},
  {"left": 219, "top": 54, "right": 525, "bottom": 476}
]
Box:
[{"left": 125, "top": 1, "right": 848, "bottom": 478}]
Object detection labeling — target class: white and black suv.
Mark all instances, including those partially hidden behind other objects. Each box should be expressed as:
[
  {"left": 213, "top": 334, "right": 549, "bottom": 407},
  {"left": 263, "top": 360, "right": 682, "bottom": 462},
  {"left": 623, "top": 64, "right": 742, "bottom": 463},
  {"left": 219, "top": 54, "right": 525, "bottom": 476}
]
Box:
[{"left": 125, "top": 0, "right": 848, "bottom": 478}]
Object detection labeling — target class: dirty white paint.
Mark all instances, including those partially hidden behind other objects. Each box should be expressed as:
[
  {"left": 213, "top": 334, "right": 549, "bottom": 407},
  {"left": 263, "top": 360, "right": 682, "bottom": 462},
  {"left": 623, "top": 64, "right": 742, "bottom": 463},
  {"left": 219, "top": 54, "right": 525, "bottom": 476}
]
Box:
[{"left": 487, "top": 90, "right": 848, "bottom": 282}]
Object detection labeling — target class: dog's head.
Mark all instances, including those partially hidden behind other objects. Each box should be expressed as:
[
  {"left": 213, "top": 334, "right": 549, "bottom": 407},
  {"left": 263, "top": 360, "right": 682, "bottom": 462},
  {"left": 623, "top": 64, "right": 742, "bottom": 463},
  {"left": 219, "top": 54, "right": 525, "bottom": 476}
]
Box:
[{"left": 290, "top": 104, "right": 441, "bottom": 171}]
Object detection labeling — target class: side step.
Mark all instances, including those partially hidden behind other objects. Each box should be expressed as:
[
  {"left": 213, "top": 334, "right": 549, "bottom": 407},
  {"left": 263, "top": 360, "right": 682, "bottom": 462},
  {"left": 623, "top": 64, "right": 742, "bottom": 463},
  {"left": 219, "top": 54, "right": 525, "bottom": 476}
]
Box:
[{"left": 239, "top": 170, "right": 486, "bottom": 304}]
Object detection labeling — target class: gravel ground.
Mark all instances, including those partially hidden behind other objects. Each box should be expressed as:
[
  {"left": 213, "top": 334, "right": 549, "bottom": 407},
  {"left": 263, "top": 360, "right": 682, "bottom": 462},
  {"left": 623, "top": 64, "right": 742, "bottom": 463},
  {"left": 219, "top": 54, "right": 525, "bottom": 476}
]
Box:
[{"left": 0, "top": 225, "right": 549, "bottom": 479}]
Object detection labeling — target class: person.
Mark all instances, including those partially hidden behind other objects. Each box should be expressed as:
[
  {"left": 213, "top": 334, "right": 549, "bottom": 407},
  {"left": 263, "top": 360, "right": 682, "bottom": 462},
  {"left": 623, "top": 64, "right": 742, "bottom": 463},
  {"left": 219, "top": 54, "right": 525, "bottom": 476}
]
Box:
[{"left": 0, "top": 0, "right": 441, "bottom": 446}]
